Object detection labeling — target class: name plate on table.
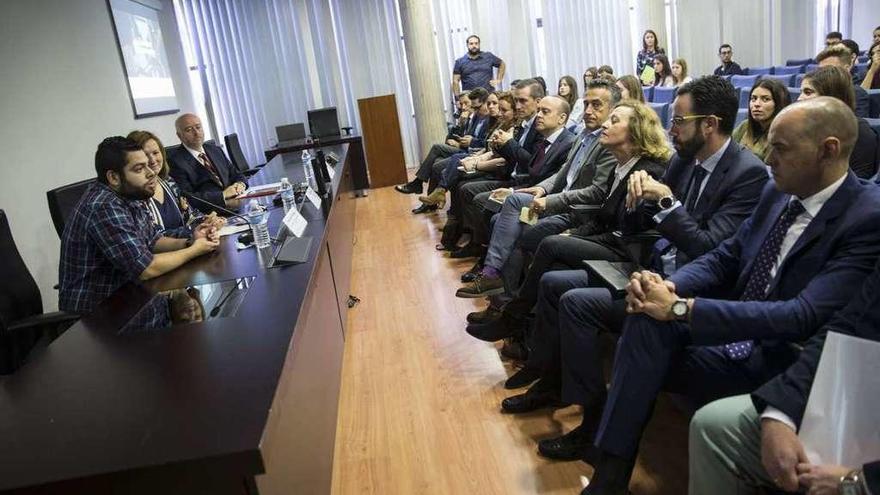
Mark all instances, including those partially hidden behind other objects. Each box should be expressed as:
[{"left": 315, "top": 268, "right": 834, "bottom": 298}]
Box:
[
  {"left": 327, "top": 165, "right": 335, "bottom": 180},
  {"left": 305, "top": 187, "right": 322, "bottom": 209},
  {"left": 282, "top": 206, "right": 307, "bottom": 237}
]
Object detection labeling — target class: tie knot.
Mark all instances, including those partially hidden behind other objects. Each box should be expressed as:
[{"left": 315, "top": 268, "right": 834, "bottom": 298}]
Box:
[{"left": 786, "top": 200, "right": 805, "bottom": 218}]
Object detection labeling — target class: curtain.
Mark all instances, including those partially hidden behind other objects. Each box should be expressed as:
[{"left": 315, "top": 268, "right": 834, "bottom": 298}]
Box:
[
  {"left": 541, "top": 0, "right": 634, "bottom": 91},
  {"left": 176, "top": 0, "right": 420, "bottom": 167}
]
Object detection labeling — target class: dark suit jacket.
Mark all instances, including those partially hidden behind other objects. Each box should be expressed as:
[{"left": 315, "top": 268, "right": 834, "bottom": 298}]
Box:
[
  {"left": 168, "top": 142, "right": 247, "bottom": 211},
  {"left": 851, "top": 118, "right": 879, "bottom": 179},
  {"left": 446, "top": 114, "right": 472, "bottom": 140},
  {"left": 512, "top": 128, "right": 576, "bottom": 187},
  {"left": 854, "top": 84, "right": 870, "bottom": 119},
  {"left": 465, "top": 115, "right": 493, "bottom": 149},
  {"left": 571, "top": 157, "right": 667, "bottom": 251},
  {"left": 670, "top": 173, "right": 880, "bottom": 349},
  {"left": 495, "top": 118, "right": 540, "bottom": 177},
  {"left": 751, "top": 258, "right": 880, "bottom": 492},
  {"left": 650, "top": 142, "right": 768, "bottom": 269}
]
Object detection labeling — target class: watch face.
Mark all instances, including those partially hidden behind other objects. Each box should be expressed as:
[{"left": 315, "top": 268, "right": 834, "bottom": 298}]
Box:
[
  {"left": 839, "top": 481, "right": 858, "bottom": 495},
  {"left": 660, "top": 196, "right": 674, "bottom": 209},
  {"left": 672, "top": 300, "right": 687, "bottom": 317}
]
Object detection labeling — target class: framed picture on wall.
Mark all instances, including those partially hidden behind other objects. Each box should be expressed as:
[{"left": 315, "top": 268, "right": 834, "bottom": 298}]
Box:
[{"left": 107, "top": 0, "right": 179, "bottom": 118}]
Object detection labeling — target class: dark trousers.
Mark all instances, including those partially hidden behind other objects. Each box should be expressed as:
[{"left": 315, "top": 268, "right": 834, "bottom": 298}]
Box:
[
  {"left": 500, "top": 213, "right": 575, "bottom": 296},
  {"left": 594, "top": 315, "right": 797, "bottom": 459},
  {"left": 415, "top": 143, "right": 461, "bottom": 182},
  {"left": 460, "top": 179, "right": 509, "bottom": 244}
]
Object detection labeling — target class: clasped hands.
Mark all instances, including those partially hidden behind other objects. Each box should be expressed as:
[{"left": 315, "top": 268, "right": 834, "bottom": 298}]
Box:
[
  {"left": 625, "top": 270, "right": 684, "bottom": 321},
  {"left": 489, "top": 128, "right": 514, "bottom": 148},
  {"left": 223, "top": 181, "right": 246, "bottom": 200},
  {"left": 626, "top": 170, "right": 673, "bottom": 210}
]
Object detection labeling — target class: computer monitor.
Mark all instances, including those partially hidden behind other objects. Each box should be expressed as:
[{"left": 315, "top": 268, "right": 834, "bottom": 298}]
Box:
[
  {"left": 275, "top": 123, "right": 306, "bottom": 142},
  {"left": 307, "top": 107, "right": 340, "bottom": 139}
]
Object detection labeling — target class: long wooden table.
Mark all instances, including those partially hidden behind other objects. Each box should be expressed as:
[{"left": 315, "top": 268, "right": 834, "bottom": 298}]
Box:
[{"left": 0, "top": 145, "right": 357, "bottom": 494}]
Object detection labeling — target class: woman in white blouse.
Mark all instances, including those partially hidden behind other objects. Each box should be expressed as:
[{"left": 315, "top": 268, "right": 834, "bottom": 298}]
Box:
[
  {"left": 557, "top": 75, "right": 585, "bottom": 130},
  {"left": 672, "top": 58, "right": 693, "bottom": 86}
]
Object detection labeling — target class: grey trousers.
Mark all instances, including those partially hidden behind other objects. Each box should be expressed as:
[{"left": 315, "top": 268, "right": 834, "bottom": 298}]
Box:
[{"left": 689, "top": 394, "right": 776, "bottom": 495}]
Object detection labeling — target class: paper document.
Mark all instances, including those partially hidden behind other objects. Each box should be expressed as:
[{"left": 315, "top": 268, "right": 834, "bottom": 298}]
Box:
[
  {"left": 488, "top": 188, "right": 514, "bottom": 204},
  {"left": 282, "top": 206, "right": 307, "bottom": 237},
  {"left": 519, "top": 207, "right": 538, "bottom": 225},
  {"left": 219, "top": 224, "right": 250, "bottom": 237}
]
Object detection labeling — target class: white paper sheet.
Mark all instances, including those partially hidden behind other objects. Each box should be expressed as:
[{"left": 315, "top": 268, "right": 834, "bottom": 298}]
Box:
[{"left": 282, "top": 206, "right": 307, "bottom": 237}]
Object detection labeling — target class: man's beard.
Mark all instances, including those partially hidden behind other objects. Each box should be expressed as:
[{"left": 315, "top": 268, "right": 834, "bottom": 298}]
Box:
[
  {"left": 674, "top": 132, "right": 705, "bottom": 162},
  {"left": 119, "top": 180, "right": 154, "bottom": 201},
  {"left": 468, "top": 48, "right": 480, "bottom": 55}
]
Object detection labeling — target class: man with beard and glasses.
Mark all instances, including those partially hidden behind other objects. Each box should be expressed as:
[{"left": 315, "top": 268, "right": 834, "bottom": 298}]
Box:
[
  {"left": 59, "top": 137, "right": 220, "bottom": 325},
  {"left": 451, "top": 35, "right": 506, "bottom": 94}
]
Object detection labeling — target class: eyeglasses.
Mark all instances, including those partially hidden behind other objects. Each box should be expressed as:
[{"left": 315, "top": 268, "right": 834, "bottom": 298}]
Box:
[{"left": 669, "top": 114, "right": 721, "bottom": 128}]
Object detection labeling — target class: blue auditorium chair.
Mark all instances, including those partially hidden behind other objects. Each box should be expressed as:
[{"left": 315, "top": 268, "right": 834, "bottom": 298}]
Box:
[
  {"left": 642, "top": 86, "right": 654, "bottom": 103},
  {"left": 868, "top": 89, "right": 880, "bottom": 119},
  {"left": 648, "top": 102, "right": 669, "bottom": 128},
  {"left": 794, "top": 74, "right": 806, "bottom": 88},
  {"left": 731, "top": 74, "right": 760, "bottom": 89},
  {"left": 805, "top": 63, "right": 820, "bottom": 73},
  {"left": 739, "top": 88, "right": 751, "bottom": 108},
  {"left": 773, "top": 65, "right": 801, "bottom": 75},
  {"left": 652, "top": 86, "right": 677, "bottom": 104},
  {"left": 746, "top": 66, "right": 772, "bottom": 76},
  {"left": 786, "top": 58, "right": 813, "bottom": 66},
  {"left": 788, "top": 87, "right": 801, "bottom": 102},
  {"left": 761, "top": 73, "right": 795, "bottom": 86},
  {"left": 735, "top": 108, "right": 749, "bottom": 127}
]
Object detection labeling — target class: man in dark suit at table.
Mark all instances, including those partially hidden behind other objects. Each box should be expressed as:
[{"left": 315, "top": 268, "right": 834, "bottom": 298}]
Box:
[
  {"left": 580, "top": 97, "right": 880, "bottom": 495},
  {"left": 689, "top": 259, "right": 880, "bottom": 495},
  {"left": 168, "top": 113, "right": 247, "bottom": 213}
]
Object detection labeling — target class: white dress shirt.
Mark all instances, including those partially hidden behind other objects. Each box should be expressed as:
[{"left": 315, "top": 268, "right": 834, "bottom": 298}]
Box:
[{"left": 610, "top": 156, "right": 640, "bottom": 194}]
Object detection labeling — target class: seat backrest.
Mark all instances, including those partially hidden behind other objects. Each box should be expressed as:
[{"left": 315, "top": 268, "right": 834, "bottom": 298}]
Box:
[
  {"left": 276, "top": 123, "right": 306, "bottom": 142},
  {"left": 652, "top": 86, "right": 677, "bottom": 104},
  {"left": 735, "top": 108, "right": 749, "bottom": 127},
  {"left": 224, "top": 133, "right": 251, "bottom": 173},
  {"left": 761, "top": 73, "right": 795, "bottom": 86},
  {"left": 786, "top": 58, "right": 814, "bottom": 67},
  {"left": 805, "top": 63, "right": 820, "bottom": 73},
  {"left": 794, "top": 73, "right": 806, "bottom": 88},
  {"left": 647, "top": 102, "right": 669, "bottom": 127},
  {"left": 641, "top": 86, "right": 654, "bottom": 103},
  {"left": 788, "top": 87, "right": 801, "bottom": 102},
  {"left": 46, "top": 178, "right": 95, "bottom": 239},
  {"left": 739, "top": 88, "right": 751, "bottom": 108},
  {"left": 773, "top": 65, "right": 801, "bottom": 75},
  {"left": 0, "top": 210, "right": 42, "bottom": 329},
  {"left": 746, "top": 66, "right": 772, "bottom": 76},
  {"left": 731, "top": 75, "right": 759, "bottom": 88}
]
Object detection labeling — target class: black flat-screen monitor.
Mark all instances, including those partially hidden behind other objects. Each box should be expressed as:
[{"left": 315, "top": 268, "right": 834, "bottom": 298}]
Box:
[
  {"left": 307, "top": 107, "right": 340, "bottom": 139},
  {"left": 276, "top": 123, "right": 306, "bottom": 142}
]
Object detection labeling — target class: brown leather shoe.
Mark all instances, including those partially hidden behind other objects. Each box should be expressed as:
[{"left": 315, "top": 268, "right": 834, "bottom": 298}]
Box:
[
  {"left": 456, "top": 274, "right": 504, "bottom": 298},
  {"left": 466, "top": 305, "right": 501, "bottom": 324}
]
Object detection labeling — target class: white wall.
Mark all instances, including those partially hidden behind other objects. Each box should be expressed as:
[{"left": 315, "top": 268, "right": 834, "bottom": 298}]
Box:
[
  {"left": 0, "top": 0, "right": 194, "bottom": 311},
  {"left": 851, "top": 0, "right": 879, "bottom": 53}
]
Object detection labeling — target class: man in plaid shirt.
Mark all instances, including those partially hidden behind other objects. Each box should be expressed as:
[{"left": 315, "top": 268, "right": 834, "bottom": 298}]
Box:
[{"left": 59, "top": 137, "right": 220, "bottom": 327}]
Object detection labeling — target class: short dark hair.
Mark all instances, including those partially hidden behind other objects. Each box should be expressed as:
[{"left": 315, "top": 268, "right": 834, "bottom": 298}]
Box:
[
  {"left": 466, "top": 35, "right": 480, "bottom": 44},
  {"left": 816, "top": 44, "right": 853, "bottom": 64},
  {"left": 587, "top": 78, "right": 622, "bottom": 107},
  {"left": 468, "top": 87, "right": 489, "bottom": 103},
  {"left": 95, "top": 136, "right": 143, "bottom": 184},
  {"left": 676, "top": 75, "right": 738, "bottom": 135},
  {"left": 826, "top": 31, "right": 843, "bottom": 40},
  {"left": 718, "top": 44, "right": 732, "bottom": 53},
  {"left": 532, "top": 76, "right": 547, "bottom": 93},
  {"left": 514, "top": 78, "right": 546, "bottom": 99},
  {"left": 840, "top": 39, "right": 860, "bottom": 58}
]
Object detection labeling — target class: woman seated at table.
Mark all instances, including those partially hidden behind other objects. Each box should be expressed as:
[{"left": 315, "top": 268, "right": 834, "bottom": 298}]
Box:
[{"left": 732, "top": 78, "right": 790, "bottom": 161}]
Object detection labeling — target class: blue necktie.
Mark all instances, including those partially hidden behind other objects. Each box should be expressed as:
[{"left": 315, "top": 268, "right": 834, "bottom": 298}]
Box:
[{"left": 723, "top": 200, "right": 806, "bottom": 360}]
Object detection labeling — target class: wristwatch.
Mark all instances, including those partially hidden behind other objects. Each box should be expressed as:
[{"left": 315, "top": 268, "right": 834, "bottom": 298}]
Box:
[
  {"left": 839, "top": 469, "right": 864, "bottom": 495},
  {"left": 670, "top": 298, "right": 689, "bottom": 320},
  {"left": 659, "top": 195, "right": 676, "bottom": 210}
]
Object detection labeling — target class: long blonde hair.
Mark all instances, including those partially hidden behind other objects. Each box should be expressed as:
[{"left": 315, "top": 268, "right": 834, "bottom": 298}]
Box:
[{"left": 614, "top": 100, "right": 673, "bottom": 163}]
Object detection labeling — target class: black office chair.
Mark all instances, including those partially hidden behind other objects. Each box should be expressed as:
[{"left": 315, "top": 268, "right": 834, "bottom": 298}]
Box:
[
  {"left": 275, "top": 123, "right": 306, "bottom": 142},
  {"left": 0, "top": 210, "right": 79, "bottom": 374},
  {"left": 224, "top": 133, "right": 263, "bottom": 177},
  {"left": 47, "top": 178, "right": 95, "bottom": 239}
]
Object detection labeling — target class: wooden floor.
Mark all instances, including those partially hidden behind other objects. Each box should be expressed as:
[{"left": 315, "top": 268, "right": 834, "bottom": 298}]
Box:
[{"left": 331, "top": 185, "right": 688, "bottom": 495}]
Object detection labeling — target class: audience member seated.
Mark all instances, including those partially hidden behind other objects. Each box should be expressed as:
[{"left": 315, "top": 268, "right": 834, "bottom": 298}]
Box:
[
  {"left": 732, "top": 79, "right": 791, "bottom": 161},
  {"left": 558, "top": 75, "right": 585, "bottom": 130},
  {"left": 671, "top": 58, "right": 693, "bottom": 86},
  {"left": 636, "top": 29, "right": 665, "bottom": 80},
  {"left": 459, "top": 99, "right": 670, "bottom": 335},
  {"left": 714, "top": 44, "right": 744, "bottom": 76},
  {"left": 450, "top": 79, "right": 546, "bottom": 259},
  {"left": 450, "top": 91, "right": 472, "bottom": 134},
  {"left": 420, "top": 91, "right": 514, "bottom": 216},
  {"left": 816, "top": 44, "right": 871, "bottom": 118},
  {"left": 652, "top": 54, "right": 675, "bottom": 87},
  {"left": 800, "top": 65, "right": 879, "bottom": 178},
  {"left": 167, "top": 113, "right": 247, "bottom": 213},
  {"left": 396, "top": 87, "right": 490, "bottom": 199},
  {"left": 840, "top": 39, "right": 864, "bottom": 84},
  {"left": 59, "top": 137, "right": 220, "bottom": 326},
  {"left": 583, "top": 66, "right": 599, "bottom": 88},
  {"left": 579, "top": 97, "right": 880, "bottom": 495},
  {"left": 615, "top": 75, "right": 645, "bottom": 103},
  {"left": 458, "top": 79, "right": 621, "bottom": 329},
  {"left": 860, "top": 40, "right": 880, "bottom": 90},
  {"left": 597, "top": 65, "right": 614, "bottom": 79},
  {"left": 825, "top": 30, "right": 843, "bottom": 47},
  {"left": 689, "top": 258, "right": 880, "bottom": 495}
]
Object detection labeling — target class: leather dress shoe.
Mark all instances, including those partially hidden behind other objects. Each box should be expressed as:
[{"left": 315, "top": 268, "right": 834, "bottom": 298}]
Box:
[
  {"left": 395, "top": 180, "right": 423, "bottom": 194},
  {"left": 411, "top": 203, "right": 438, "bottom": 214},
  {"left": 465, "top": 315, "right": 514, "bottom": 341},
  {"left": 450, "top": 243, "right": 484, "bottom": 259},
  {"left": 580, "top": 451, "right": 635, "bottom": 495},
  {"left": 460, "top": 259, "right": 483, "bottom": 282},
  {"left": 500, "top": 338, "right": 530, "bottom": 362},
  {"left": 538, "top": 424, "right": 597, "bottom": 461},
  {"left": 501, "top": 388, "right": 568, "bottom": 414},
  {"left": 466, "top": 305, "right": 501, "bottom": 324},
  {"left": 456, "top": 275, "right": 504, "bottom": 298},
  {"left": 504, "top": 365, "right": 539, "bottom": 389}
]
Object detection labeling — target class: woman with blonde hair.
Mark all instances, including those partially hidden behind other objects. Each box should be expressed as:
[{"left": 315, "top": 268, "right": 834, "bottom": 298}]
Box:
[
  {"left": 616, "top": 75, "right": 645, "bottom": 103},
  {"left": 671, "top": 58, "right": 692, "bottom": 86}
]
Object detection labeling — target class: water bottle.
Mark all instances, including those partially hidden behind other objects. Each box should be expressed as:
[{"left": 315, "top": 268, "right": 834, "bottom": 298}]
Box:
[
  {"left": 279, "top": 177, "right": 295, "bottom": 213},
  {"left": 245, "top": 200, "right": 271, "bottom": 248},
  {"left": 301, "top": 149, "right": 314, "bottom": 185}
]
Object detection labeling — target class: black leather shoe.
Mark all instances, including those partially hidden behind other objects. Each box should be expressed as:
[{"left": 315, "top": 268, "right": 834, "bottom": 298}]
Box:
[
  {"left": 580, "top": 451, "right": 635, "bottom": 495},
  {"left": 500, "top": 338, "right": 530, "bottom": 362},
  {"left": 504, "top": 365, "right": 539, "bottom": 389},
  {"left": 538, "top": 424, "right": 597, "bottom": 461},
  {"left": 460, "top": 259, "right": 483, "bottom": 282},
  {"left": 395, "top": 180, "right": 423, "bottom": 194},
  {"left": 466, "top": 317, "right": 514, "bottom": 342},
  {"left": 450, "top": 243, "right": 484, "bottom": 259},
  {"left": 501, "top": 388, "right": 568, "bottom": 414},
  {"left": 466, "top": 305, "right": 501, "bottom": 324},
  {"left": 411, "top": 203, "right": 438, "bottom": 214}
]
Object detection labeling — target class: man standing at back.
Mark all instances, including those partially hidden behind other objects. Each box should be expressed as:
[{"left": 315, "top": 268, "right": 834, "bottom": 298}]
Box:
[
  {"left": 168, "top": 113, "right": 247, "bottom": 213},
  {"left": 451, "top": 35, "right": 505, "bottom": 94}
]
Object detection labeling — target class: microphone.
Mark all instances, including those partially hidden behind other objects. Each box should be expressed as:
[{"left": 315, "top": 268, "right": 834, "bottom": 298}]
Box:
[{"left": 180, "top": 191, "right": 250, "bottom": 224}]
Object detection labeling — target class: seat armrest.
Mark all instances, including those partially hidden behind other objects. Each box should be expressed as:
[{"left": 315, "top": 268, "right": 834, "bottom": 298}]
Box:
[
  {"left": 569, "top": 204, "right": 601, "bottom": 212},
  {"left": 612, "top": 229, "right": 662, "bottom": 242}
]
